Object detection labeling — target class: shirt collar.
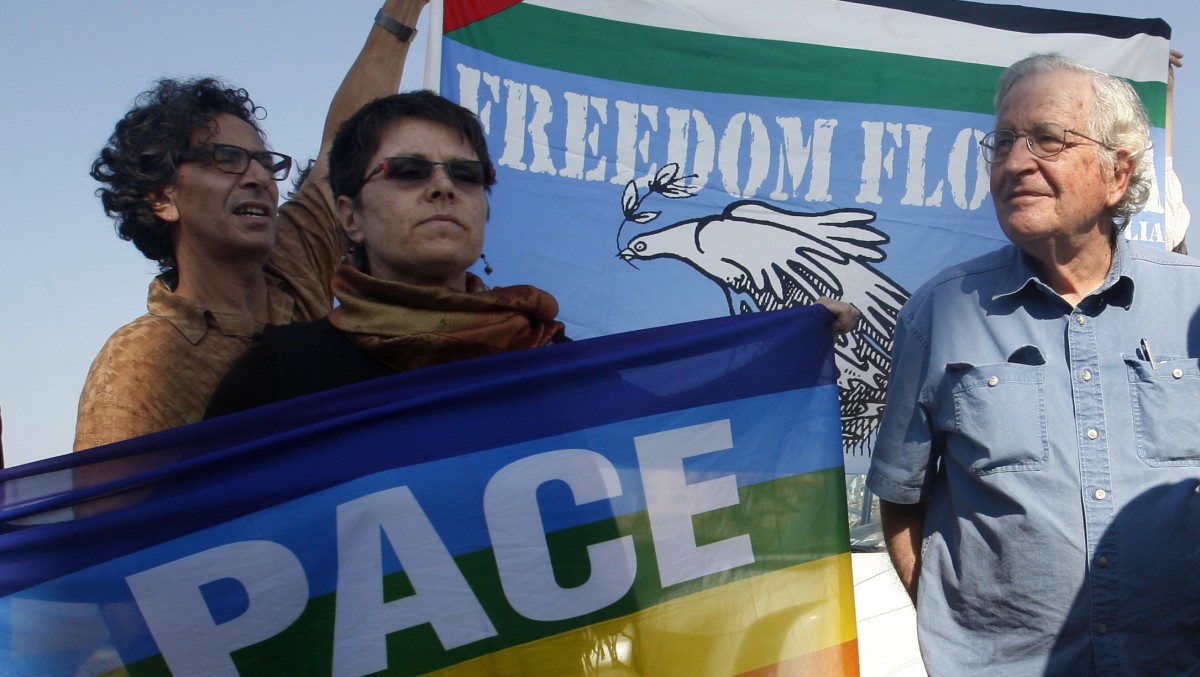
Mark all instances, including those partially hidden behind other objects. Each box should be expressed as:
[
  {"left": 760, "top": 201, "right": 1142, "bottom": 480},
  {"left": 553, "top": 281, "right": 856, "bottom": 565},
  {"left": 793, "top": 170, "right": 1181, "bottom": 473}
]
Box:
[
  {"left": 993, "top": 235, "right": 1135, "bottom": 309},
  {"left": 147, "top": 277, "right": 209, "bottom": 344},
  {"left": 146, "top": 273, "right": 297, "bottom": 345},
  {"left": 1104, "top": 234, "right": 1135, "bottom": 309}
]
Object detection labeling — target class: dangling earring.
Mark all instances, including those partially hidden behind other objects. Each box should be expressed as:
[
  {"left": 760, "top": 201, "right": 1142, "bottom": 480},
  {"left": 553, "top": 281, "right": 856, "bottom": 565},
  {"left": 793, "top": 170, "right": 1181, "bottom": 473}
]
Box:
[
  {"left": 480, "top": 253, "right": 493, "bottom": 275},
  {"left": 340, "top": 243, "right": 359, "bottom": 266}
]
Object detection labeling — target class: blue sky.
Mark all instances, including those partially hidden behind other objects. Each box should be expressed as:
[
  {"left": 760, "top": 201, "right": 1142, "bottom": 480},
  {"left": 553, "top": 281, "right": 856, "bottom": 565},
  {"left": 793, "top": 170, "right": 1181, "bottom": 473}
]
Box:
[{"left": 1, "top": 1, "right": 1195, "bottom": 467}]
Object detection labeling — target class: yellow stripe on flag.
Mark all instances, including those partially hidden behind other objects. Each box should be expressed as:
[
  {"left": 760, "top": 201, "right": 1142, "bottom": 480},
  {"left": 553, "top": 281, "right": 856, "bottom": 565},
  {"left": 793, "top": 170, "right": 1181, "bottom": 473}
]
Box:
[{"left": 432, "top": 553, "right": 858, "bottom": 676}]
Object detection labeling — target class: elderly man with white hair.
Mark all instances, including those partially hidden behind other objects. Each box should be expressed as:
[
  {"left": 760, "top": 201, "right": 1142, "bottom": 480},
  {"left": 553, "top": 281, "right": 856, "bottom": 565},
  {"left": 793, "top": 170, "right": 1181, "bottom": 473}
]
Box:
[{"left": 868, "top": 53, "right": 1200, "bottom": 675}]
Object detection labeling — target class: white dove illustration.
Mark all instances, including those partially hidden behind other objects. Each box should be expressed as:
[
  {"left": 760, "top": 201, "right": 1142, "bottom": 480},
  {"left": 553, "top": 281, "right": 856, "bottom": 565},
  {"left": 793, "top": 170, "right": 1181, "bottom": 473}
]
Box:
[{"left": 619, "top": 200, "right": 909, "bottom": 455}]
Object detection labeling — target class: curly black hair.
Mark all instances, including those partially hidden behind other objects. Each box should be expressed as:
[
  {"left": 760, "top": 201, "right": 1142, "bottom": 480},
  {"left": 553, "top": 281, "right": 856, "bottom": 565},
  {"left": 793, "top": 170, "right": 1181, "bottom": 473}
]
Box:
[{"left": 92, "top": 78, "right": 266, "bottom": 285}]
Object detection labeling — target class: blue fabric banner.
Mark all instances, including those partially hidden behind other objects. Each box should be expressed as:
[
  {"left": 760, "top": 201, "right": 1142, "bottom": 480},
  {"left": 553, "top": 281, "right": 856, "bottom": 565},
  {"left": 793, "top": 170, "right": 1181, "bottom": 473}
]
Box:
[{"left": 0, "top": 307, "right": 851, "bottom": 676}]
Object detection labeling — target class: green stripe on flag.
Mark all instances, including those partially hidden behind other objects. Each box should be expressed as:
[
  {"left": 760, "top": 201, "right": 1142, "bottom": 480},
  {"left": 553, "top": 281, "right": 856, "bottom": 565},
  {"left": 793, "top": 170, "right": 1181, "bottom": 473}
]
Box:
[
  {"left": 448, "top": 2, "right": 1165, "bottom": 123},
  {"left": 119, "top": 467, "right": 849, "bottom": 676}
]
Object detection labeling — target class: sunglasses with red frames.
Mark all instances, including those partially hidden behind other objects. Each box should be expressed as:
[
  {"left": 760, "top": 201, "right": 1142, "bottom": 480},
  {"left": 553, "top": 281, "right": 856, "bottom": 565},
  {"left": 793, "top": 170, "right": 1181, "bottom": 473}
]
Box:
[{"left": 362, "top": 156, "right": 496, "bottom": 190}]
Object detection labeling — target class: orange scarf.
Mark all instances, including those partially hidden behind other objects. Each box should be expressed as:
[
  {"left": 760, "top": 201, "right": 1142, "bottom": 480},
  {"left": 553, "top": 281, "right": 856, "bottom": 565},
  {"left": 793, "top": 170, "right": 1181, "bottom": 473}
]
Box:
[{"left": 327, "top": 265, "right": 565, "bottom": 372}]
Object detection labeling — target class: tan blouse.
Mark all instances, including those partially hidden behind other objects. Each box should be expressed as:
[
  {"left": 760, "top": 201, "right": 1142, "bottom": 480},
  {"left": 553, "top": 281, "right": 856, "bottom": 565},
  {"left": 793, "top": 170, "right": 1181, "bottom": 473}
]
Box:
[{"left": 73, "top": 178, "right": 341, "bottom": 451}]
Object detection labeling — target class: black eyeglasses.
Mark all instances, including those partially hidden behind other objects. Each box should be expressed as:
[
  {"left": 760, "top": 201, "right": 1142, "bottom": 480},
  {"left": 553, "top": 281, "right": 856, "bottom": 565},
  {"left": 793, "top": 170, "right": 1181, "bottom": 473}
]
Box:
[
  {"left": 362, "top": 156, "right": 495, "bottom": 190},
  {"left": 177, "top": 143, "right": 293, "bottom": 181},
  {"left": 979, "top": 122, "right": 1114, "bottom": 164}
]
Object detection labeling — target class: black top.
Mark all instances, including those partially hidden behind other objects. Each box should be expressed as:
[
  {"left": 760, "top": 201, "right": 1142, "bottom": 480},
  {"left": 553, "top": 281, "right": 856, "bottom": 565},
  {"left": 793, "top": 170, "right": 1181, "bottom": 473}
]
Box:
[{"left": 205, "top": 318, "right": 394, "bottom": 418}]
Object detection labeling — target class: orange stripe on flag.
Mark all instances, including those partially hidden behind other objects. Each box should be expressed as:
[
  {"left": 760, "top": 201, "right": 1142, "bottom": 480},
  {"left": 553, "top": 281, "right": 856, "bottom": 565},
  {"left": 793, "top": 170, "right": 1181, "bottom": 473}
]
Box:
[
  {"left": 737, "top": 639, "right": 860, "bottom": 677},
  {"left": 431, "top": 553, "right": 858, "bottom": 676}
]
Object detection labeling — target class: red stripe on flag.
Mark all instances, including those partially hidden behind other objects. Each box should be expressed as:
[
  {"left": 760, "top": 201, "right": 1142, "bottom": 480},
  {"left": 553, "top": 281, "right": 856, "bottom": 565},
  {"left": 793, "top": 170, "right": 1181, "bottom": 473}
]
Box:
[{"left": 443, "top": 0, "right": 524, "bottom": 33}]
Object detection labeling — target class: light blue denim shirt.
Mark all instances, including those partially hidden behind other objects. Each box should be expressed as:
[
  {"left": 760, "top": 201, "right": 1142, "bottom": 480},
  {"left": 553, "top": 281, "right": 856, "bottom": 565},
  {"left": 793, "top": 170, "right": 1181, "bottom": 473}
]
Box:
[{"left": 868, "top": 235, "right": 1200, "bottom": 676}]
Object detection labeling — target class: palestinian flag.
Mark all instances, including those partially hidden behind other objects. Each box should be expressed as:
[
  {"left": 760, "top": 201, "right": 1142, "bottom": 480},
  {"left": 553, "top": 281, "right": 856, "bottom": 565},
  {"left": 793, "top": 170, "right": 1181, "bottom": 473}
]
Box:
[{"left": 435, "top": 0, "right": 1170, "bottom": 470}]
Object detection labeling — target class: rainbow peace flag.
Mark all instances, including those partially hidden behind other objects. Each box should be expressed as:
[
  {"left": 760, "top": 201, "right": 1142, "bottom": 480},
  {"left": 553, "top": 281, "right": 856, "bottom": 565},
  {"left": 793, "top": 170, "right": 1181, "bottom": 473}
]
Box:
[
  {"left": 435, "top": 0, "right": 1172, "bottom": 470},
  {"left": 0, "top": 307, "right": 853, "bottom": 676}
]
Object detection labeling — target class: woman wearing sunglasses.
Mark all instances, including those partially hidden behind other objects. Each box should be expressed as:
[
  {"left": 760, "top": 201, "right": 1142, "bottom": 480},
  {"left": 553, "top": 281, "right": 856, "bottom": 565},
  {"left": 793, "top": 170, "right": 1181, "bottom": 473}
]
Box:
[
  {"left": 206, "top": 90, "right": 862, "bottom": 414},
  {"left": 205, "top": 91, "right": 567, "bottom": 415},
  {"left": 74, "top": 0, "right": 428, "bottom": 451}
]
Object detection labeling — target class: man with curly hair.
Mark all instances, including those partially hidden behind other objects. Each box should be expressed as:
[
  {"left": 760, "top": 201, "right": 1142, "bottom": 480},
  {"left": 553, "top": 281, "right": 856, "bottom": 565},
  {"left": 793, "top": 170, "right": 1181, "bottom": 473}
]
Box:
[
  {"left": 869, "top": 53, "right": 1200, "bottom": 674},
  {"left": 75, "top": 0, "right": 428, "bottom": 450}
]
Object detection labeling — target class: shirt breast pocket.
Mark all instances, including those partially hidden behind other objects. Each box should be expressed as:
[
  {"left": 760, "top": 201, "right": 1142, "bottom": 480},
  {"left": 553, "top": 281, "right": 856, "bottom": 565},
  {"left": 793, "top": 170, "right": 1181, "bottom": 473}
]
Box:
[
  {"left": 1126, "top": 356, "right": 1200, "bottom": 466},
  {"left": 941, "top": 347, "right": 1048, "bottom": 476}
]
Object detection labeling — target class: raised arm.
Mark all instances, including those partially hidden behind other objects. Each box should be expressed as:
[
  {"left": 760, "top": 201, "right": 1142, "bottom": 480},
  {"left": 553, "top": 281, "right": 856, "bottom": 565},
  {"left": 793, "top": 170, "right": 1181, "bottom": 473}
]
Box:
[
  {"left": 310, "top": 0, "right": 430, "bottom": 206},
  {"left": 1166, "top": 50, "right": 1189, "bottom": 254},
  {"left": 1167, "top": 50, "right": 1182, "bottom": 157},
  {"left": 269, "top": 0, "right": 431, "bottom": 311}
]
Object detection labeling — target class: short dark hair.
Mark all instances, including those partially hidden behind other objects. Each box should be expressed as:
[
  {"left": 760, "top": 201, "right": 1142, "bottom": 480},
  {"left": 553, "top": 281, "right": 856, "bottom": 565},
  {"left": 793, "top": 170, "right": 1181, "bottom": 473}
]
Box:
[
  {"left": 328, "top": 90, "right": 493, "bottom": 202},
  {"left": 91, "top": 77, "right": 266, "bottom": 284}
]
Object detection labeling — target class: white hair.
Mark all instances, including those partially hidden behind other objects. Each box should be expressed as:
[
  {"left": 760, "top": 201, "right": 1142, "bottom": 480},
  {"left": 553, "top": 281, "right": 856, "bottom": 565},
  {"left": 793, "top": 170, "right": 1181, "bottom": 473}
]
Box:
[{"left": 995, "top": 52, "right": 1152, "bottom": 228}]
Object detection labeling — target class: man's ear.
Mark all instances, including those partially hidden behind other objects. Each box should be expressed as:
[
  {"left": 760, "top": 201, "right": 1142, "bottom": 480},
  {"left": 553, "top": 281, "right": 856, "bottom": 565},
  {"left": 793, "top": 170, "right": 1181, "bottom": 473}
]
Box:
[
  {"left": 336, "top": 195, "right": 366, "bottom": 244},
  {"left": 1105, "top": 149, "right": 1135, "bottom": 209},
  {"left": 149, "top": 187, "right": 180, "bottom": 223}
]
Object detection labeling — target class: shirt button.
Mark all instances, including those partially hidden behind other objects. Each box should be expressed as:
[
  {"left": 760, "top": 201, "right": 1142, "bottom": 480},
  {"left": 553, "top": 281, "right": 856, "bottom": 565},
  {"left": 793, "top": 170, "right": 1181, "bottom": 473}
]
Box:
[
  {"left": 1075, "top": 315, "right": 1086, "bottom": 325},
  {"left": 1082, "top": 370, "right": 1093, "bottom": 381},
  {"left": 1087, "top": 429, "right": 1099, "bottom": 440},
  {"left": 1094, "top": 488, "right": 1108, "bottom": 500},
  {"left": 1173, "top": 368, "right": 1184, "bottom": 379},
  {"left": 1098, "top": 623, "right": 1109, "bottom": 635},
  {"left": 1097, "top": 554, "right": 1110, "bottom": 568},
  {"left": 987, "top": 376, "right": 999, "bottom": 387}
]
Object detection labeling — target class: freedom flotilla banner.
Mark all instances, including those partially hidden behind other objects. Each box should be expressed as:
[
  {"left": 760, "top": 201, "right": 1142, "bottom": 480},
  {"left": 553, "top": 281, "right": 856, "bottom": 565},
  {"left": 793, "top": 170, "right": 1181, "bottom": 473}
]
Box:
[
  {"left": 434, "top": 0, "right": 1172, "bottom": 470},
  {"left": 0, "top": 308, "right": 855, "bottom": 676}
]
